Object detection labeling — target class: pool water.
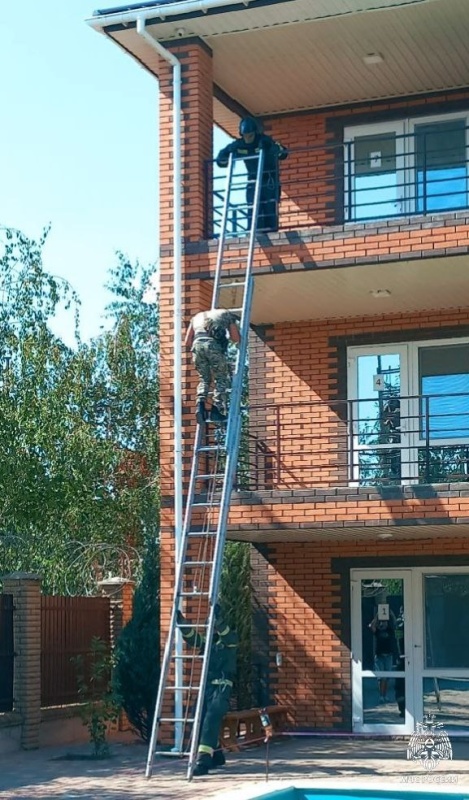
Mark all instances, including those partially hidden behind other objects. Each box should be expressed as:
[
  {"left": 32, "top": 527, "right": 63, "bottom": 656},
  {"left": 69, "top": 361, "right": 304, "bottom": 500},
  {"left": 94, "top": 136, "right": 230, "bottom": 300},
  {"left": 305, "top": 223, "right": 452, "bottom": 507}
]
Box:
[{"left": 250, "top": 791, "right": 468, "bottom": 800}]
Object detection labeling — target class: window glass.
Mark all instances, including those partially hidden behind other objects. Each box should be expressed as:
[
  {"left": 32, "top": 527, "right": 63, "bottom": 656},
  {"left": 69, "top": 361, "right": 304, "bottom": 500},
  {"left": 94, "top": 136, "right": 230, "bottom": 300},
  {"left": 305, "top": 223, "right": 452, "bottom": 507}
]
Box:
[
  {"left": 415, "top": 120, "right": 467, "bottom": 212},
  {"left": 424, "top": 574, "right": 469, "bottom": 669},
  {"left": 419, "top": 344, "right": 469, "bottom": 439}
]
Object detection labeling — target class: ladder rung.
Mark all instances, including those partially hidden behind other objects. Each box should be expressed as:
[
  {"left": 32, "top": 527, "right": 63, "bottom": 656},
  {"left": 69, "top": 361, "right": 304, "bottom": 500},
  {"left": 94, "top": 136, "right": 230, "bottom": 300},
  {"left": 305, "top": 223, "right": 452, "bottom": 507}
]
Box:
[
  {"left": 197, "top": 445, "right": 226, "bottom": 453},
  {"left": 187, "top": 530, "right": 217, "bottom": 537},
  {"left": 182, "top": 560, "right": 214, "bottom": 567},
  {"left": 179, "top": 591, "right": 210, "bottom": 597},
  {"left": 195, "top": 473, "right": 225, "bottom": 480},
  {"left": 174, "top": 654, "right": 204, "bottom": 660},
  {"left": 169, "top": 685, "right": 201, "bottom": 692},
  {"left": 176, "top": 621, "right": 209, "bottom": 627},
  {"left": 159, "top": 717, "right": 195, "bottom": 723},
  {"left": 191, "top": 500, "right": 221, "bottom": 507}
]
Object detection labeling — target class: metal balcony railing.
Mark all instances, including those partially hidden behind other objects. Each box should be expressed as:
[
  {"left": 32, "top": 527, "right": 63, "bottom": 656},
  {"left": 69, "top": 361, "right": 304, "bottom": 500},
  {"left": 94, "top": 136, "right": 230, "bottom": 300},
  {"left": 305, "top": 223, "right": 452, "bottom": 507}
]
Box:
[
  {"left": 206, "top": 125, "right": 469, "bottom": 238},
  {"left": 236, "top": 392, "right": 469, "bottom": 491}
]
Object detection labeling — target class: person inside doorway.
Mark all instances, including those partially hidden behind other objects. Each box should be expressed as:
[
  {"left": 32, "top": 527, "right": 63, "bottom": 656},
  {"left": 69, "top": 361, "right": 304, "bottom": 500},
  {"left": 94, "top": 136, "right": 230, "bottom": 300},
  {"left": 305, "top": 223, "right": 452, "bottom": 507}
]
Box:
[{"left": 369, "top": 612, "right": 397, "bottom": 703}]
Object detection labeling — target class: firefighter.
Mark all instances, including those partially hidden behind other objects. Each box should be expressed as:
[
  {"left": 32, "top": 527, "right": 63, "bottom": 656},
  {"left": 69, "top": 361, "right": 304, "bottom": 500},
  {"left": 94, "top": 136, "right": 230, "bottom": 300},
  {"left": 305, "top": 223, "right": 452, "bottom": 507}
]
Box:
[
  {"left": 185, "top": 308, "right": 241, "bottom": 425},
  {"left": 216, "top": 117, "right": 288, "bottom": 232},
  {"left": 177, "top": 604, "right": 238, "bottom": 776}
]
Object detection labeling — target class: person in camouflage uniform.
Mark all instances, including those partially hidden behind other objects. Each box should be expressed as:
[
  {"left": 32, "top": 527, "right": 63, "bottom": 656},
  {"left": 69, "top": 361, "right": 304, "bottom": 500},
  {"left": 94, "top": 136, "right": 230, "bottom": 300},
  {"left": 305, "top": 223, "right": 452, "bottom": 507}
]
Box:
[
  {"left": 177, "top": 604, "right": 238, "bottom": 776},
  {"left": 185, "top": 309, "right": 241, "bottom": 424}
]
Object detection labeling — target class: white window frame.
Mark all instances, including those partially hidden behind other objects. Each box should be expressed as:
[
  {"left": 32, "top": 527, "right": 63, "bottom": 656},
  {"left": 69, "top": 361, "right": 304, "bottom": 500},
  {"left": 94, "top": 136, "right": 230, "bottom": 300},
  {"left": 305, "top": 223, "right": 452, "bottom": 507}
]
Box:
[
  {"left": 347, "top": 336, "right": 469, "bottom": 485},
  {"left": 344, "top": 110, "right": 469, "bottom": 222}
]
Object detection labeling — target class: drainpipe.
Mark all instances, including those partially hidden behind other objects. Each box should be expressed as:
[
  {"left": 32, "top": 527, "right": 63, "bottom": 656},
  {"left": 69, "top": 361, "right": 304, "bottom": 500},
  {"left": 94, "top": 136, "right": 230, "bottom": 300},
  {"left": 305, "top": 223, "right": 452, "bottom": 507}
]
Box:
[{"left": 135, "top": 17, "right": 183, "bottom": 750}]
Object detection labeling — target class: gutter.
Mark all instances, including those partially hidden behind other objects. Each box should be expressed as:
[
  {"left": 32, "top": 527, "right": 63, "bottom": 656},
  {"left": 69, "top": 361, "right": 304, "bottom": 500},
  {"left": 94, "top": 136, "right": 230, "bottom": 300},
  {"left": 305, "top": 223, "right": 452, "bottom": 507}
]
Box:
[
  {"left": 86, "top": 0, "right": 260, "bottom": 30},
  {"left": 134, "top": 16, "right": 183, "bottom": 749}
]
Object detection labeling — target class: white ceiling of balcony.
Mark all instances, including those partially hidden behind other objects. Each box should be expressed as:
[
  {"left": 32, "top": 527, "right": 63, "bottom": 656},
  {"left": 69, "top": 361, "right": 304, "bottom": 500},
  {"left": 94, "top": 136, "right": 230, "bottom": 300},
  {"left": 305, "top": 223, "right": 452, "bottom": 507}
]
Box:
[
  {"left": 100, "top": 0, "right": 469, "bottom": 126},
  {"left": 216, "top": 252, "right": 469, "bottom": 324},
  {"left": 228, "top": 522, "right": 469, "bottom": 543}
]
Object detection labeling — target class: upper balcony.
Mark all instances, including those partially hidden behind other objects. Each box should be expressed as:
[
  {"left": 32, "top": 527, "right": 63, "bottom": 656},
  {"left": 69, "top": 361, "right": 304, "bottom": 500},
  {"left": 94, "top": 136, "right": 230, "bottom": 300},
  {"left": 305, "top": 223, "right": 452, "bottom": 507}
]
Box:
[{"left": 208, "top": 122, "right": 469, "bottom": 238}]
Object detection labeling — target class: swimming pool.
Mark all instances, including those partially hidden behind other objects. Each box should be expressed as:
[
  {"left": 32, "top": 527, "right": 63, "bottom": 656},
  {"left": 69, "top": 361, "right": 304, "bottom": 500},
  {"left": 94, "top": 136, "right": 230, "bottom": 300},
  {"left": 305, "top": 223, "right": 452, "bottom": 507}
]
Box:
[{"left": 221, "top": 788, "right": 469, "bottom": 800}]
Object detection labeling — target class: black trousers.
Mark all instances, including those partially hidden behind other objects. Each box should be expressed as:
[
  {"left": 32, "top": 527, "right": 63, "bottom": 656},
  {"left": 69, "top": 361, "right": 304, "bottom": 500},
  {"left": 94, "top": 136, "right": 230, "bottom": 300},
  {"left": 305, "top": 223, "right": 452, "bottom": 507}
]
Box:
[
  {"left": 246, "top": 178, "right": 279, "bottom": 232},
  {"left": 199, "top": 683, "right": 232, "bottom": 752}
]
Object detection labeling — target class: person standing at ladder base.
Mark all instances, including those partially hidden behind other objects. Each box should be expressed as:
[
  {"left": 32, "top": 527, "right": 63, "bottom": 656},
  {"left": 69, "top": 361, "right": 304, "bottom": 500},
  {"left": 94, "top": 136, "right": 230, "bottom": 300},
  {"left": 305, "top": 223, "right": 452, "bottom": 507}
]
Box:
[
  {"left": 177, "top": 604, "right": 238, "bottom": 777},
  {"left": 185, "top": 309, "right": 241, "bottom": 425},
  {"left": 216, "top": 116, "right": 288, "bottom": 233}
]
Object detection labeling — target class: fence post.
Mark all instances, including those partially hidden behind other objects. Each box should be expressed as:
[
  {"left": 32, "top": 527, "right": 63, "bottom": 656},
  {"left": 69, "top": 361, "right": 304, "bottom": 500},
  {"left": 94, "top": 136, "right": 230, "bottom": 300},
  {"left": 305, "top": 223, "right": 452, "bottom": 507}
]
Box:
[
  {"left": 1, "top": 573, "right": 42, "bottom": 750},
  {"left": 97, "top": 577, "right": 134, "bottom": 649}
]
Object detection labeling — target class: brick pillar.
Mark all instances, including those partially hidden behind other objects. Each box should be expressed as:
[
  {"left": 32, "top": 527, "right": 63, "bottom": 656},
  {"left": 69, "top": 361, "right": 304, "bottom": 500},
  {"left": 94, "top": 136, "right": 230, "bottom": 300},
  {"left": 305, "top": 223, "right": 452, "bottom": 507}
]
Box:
[
  {"left": 98, "top": 577, "right": 135, "bottom": 648},
  {"left": 2, "top": 573, "right": 42, "bottom": 750}
]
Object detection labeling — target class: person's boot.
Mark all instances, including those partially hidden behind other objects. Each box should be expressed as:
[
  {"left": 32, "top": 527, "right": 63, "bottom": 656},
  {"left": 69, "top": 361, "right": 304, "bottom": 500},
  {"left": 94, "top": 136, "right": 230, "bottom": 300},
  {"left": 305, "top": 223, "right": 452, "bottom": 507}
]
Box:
[
  {"left": 192, "top": 752, "right": 212, "bottom": 777},
  {"left": 196, "top": 400, "right": 207, "bottom": 425},
  {"left": 211, "top": 748, "right": 226, "bottom": 768},
  {"left": 209, "top": 406, "right": 227, "bottom": 425}
]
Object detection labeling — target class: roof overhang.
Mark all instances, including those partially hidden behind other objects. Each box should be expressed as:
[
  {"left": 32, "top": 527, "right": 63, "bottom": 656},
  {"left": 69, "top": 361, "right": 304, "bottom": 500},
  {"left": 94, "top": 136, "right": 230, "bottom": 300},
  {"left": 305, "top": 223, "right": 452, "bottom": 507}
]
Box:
[{"left": 87, "top": 0, "right": 469, "bottom": 133}]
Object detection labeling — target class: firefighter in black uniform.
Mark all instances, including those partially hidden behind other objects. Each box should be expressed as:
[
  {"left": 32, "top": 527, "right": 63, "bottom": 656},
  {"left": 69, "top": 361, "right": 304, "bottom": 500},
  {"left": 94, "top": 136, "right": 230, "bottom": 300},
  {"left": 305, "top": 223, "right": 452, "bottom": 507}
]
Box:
[
  {"left": 216, "top": 117, "right": 288, "bottom": 232},
  {"left": 177, "top": 604, "right": 238, "bottom": 776}
]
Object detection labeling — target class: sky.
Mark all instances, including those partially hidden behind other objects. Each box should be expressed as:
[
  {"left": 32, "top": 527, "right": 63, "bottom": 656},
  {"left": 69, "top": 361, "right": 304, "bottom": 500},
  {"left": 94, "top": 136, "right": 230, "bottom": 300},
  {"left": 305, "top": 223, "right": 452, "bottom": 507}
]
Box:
[{"left": 0, "top": 1, "right": 159, "bottom": 344}]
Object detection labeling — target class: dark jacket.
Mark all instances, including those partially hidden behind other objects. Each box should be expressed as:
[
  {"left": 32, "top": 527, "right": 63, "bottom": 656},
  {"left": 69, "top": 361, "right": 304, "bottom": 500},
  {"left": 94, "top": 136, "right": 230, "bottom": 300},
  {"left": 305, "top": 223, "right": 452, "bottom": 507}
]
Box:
[
  {"left": 179, "top": 613, "right": 238, "bottom": 683},
  {"left": 216, "top": 133, "right": 288, "bottom": 181}
]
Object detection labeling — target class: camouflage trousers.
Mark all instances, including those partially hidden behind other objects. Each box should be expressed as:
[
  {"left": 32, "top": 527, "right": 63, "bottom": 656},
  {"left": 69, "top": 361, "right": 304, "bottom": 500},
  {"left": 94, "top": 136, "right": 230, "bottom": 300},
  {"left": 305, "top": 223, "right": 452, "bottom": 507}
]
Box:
[{"left": 191, "top": 338, "right": 230, "bottom": 414}]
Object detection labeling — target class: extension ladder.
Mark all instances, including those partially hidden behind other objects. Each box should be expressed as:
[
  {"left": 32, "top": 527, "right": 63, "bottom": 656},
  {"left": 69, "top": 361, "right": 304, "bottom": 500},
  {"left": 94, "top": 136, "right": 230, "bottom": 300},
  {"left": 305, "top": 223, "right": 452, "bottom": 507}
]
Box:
[{"left": 146, "top": 150, "right": 265, "bottom": 781}]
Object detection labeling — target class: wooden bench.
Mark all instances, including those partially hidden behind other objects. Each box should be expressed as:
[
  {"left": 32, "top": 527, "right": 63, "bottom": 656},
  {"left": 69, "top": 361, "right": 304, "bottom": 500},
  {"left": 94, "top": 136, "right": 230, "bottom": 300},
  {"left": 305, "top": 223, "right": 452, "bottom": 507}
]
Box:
[{"left": 221, "top": 705, "right": 288, "bottom": 751}]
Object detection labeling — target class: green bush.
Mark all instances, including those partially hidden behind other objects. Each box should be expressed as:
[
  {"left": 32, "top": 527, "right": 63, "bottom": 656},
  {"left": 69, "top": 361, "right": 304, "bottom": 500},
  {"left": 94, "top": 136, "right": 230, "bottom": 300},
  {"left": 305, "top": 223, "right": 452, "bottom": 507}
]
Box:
[
  {"left": 73, "top": 637, "right": 119, "bottom": 758},
  {"left": 113, "top": 538, "right": 160, "bottom": 741}
]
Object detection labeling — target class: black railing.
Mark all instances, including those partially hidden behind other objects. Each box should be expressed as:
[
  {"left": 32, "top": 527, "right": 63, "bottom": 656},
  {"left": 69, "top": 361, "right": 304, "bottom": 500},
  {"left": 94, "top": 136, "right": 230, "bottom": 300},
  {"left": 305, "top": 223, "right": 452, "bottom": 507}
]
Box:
[
  {"left": 236, "top": 392, "right": 469, "bottom": 491},
  {"left": 206, "top": 124, "right": 469, "bottom": 238},
  {"left": 0, "top": 594, "right": 14, "bottom": 713}
]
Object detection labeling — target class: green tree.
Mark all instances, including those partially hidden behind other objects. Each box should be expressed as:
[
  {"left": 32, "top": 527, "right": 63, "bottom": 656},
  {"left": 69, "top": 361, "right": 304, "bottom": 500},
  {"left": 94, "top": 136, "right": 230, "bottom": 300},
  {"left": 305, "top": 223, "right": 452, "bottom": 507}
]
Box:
[
  {"left": 113, "top": 537, "right": 160, "bottom": 741},
  {"left": 0, "top": 228, "right": 159, "bottom": 594}
]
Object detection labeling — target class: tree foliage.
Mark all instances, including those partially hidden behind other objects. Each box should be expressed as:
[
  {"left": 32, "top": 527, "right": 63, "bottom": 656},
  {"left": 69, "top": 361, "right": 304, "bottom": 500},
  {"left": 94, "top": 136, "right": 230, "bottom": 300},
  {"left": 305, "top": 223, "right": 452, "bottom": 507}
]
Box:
[
  {"left": 113, "top": 537, "right": 160, "bottom": 742},
  {"left": 0, "top": 228, "right": 159, "bottom": 594}
]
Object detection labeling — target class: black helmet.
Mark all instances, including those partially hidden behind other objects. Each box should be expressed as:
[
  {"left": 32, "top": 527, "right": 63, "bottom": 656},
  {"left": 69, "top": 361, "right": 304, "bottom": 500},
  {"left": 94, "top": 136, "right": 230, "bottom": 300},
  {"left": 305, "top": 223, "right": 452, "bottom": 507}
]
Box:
[{"left": 239, "top": 117, "right": 258, "bottom": 136}]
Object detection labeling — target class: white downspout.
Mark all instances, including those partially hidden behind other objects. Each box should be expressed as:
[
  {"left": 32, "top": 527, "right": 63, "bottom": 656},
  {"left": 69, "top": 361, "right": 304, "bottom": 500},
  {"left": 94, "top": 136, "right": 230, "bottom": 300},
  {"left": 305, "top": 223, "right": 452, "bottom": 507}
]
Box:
[{"left": 135, "top": 17, "right": 183, "bottom": 751}]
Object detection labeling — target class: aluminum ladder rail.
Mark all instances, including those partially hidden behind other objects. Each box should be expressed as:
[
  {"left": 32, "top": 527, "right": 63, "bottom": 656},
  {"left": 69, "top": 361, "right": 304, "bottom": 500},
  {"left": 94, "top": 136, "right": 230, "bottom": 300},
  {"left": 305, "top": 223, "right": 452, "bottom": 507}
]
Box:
[{"left": 145, "top": 150, "right": 265, "bottom": 781}]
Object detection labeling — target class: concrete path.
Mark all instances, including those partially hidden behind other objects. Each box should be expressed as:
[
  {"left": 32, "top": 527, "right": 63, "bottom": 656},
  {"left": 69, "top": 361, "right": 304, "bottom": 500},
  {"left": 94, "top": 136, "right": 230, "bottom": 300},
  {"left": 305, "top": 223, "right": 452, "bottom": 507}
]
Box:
[{"left": 1, "top": 737, "right": 468, "bottom": 799}]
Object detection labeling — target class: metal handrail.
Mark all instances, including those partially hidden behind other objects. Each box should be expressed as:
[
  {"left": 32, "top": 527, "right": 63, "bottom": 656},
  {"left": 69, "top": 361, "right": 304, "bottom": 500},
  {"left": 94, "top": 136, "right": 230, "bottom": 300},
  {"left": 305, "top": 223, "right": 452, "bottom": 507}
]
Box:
[
  {"left": 206, "top": 124, "right": 469, "bottom": 237},
  {"left": 236, "top": 391, "right": 469, "bottom": 490}
]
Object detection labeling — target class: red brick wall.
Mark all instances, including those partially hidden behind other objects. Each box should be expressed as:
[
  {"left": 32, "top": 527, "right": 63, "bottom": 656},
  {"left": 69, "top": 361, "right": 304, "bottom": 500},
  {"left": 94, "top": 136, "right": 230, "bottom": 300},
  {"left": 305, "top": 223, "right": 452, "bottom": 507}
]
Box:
[{"left": 253, "top": 536, "right": 469, "bottom": 729}]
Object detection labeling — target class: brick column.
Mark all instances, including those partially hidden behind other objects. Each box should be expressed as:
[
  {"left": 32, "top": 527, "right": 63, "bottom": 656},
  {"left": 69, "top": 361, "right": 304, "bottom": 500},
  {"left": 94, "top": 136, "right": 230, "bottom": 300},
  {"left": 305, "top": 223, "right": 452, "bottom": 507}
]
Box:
[
  {"left": 1, "top": 573, "right": 42, "bottom": 750},
  {"left": 98, "top": 577, "right": 135, "bottom": 648}
]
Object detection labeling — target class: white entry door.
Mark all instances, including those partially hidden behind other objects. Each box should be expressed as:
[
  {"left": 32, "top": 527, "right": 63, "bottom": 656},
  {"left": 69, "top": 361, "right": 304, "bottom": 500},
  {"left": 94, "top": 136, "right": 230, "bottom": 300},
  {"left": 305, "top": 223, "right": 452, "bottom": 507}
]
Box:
[
  {"left": 351, "top": 570, "right": 414, "bottom": 734},
  {"left": 351, "top": 568, "right": 469, "bottom": 735}
]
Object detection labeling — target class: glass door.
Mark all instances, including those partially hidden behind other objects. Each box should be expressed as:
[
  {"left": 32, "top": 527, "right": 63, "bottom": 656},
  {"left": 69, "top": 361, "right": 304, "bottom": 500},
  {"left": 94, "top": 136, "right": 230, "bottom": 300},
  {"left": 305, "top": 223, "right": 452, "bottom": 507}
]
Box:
[
  {"left": 413, "top": 570, "right": 469, "bottom": 735},
  {"left": 344, "top": 121, "right": 406, "bottom": 221},
  {"left": 351, "top": 570, "right": 413, "bottom": 734},
  {"left": 348, "top": 345, "right": 413, "bottom": 486}
]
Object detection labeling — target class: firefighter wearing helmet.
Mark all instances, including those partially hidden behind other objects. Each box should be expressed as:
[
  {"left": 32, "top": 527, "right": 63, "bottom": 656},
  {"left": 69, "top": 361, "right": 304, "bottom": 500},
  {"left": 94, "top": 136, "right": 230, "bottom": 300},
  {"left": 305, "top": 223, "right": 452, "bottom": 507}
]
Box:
[{"left": 216, "top": 117, "right": 288, "bottom": 232}]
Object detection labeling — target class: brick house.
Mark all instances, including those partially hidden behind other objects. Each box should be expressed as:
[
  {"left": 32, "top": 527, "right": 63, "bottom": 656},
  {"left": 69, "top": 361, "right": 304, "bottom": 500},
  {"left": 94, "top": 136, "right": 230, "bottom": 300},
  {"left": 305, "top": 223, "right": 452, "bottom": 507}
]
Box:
[{"left": 89, "top": 0, "right": 469, "bottom": 736}]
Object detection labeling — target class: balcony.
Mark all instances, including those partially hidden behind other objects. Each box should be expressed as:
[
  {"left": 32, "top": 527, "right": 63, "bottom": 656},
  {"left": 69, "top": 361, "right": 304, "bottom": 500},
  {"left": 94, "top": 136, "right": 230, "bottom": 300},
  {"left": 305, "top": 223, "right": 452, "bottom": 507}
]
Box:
[
  {"left": 207, "top": 123, "right": 469, "bottom": 238},
  {"left": 237, "top": 392, "right": 469, "bottom": 492}
]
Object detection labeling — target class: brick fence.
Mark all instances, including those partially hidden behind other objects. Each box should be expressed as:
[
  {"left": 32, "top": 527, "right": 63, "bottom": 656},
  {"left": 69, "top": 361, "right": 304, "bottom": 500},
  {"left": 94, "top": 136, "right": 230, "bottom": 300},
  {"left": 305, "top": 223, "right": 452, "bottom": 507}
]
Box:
[{"left": 0, "top": 574, "right": 134, "bottom": 752}]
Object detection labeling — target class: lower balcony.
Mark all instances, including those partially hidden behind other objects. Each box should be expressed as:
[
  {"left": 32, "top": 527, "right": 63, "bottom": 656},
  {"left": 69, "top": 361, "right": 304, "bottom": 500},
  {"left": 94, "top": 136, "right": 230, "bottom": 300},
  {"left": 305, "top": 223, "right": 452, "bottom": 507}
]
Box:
[{"left": 237, "top": 392, "right": 469, "bottom": 492}]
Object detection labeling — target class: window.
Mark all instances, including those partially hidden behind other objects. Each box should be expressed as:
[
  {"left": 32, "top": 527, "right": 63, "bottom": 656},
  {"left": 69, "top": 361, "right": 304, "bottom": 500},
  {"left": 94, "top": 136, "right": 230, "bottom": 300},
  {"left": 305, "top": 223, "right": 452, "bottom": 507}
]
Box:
[
  {"left": 345, "top": 113, "right": 469, "bottom": 221},
  {"left": 419, "top": 344, "right": 469, "bottom": 440}
]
